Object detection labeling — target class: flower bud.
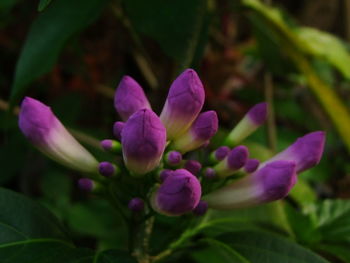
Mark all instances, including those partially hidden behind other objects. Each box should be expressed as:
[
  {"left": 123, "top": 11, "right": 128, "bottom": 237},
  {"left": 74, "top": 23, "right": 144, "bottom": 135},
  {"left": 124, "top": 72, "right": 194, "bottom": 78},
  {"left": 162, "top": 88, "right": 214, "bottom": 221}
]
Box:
[
  {"left": 114, "top": 76, "right": 151, "bottom": 121},
  {"left": 113, "top": 121, "right": 125, "bottom": 141},
  {"left": 160, "top": 69, "right": 205, "bottom": 139},
  {"left": 193, "top": 201, "right": 208, "bottom": 216},
  {"left": 100, "top": 139, "right": 121, "bottom": 152},
  {"left": 159, "top": 169, "right": 174, "bottom": 182},
  {"left": 262, "top": 131, "right": 325, "bottom": 173},
  {"left": 244, "top": 159, "right": 260, "bottom": 173},
  {"left": 121, "top": 109, "right": 166, "bottom": 175},
  {"left": 184, "top": 160, "right": 202, "bottom": 175},
  {"left": 151, "top": 169, "right": 201, "bottom": 216},
  {"left": 204, "top": 160, "right": 297, "bottom": 209},
  {"left": 225, "top": 102, "right": 268, "bottom": 146},
  {"left": 78, "top": 178, "right": 95, "bottom": 192},
  {"left": 98, "top": 162, "right": 117, "bottom": 177},
  {"left": 172, "top": 111, "right": 218, "bottom": 153},
  {"left": 166, "top": 151, "right": 182, "bottom": 166},
  {"left": 214, "top": 145, "right": 249, "bottom": 177},
  {"left": 128, "top": 198, "right": 145, "bottom": 212},
  {"left": 212, "top": 146, "right": 230, "bottom": 161},
  {"left": 18, "top": 97, "right": 98, "bottom": 173},
  {"left": 204, "top": 167, "right": 216, "bottom": 179}
]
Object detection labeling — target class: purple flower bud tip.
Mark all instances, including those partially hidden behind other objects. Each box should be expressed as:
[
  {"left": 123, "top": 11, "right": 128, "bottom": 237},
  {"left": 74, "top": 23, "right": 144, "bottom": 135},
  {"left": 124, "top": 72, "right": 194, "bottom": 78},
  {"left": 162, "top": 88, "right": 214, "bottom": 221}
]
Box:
[
  {"left": 204, "top": 168, "right": 216, "bottom": 178},
  {"left": 128, "top": 198, "right": 145, "bottom": 212},
  {"left": 244, "top": 159, "right": 260, "bottom": 173},
  {"left": 114, "top": 76, "right": 151, "bottom": 121},
  {"left": 155, "top": 169, "right": 201, "bottom": 216},
  {"left": 290, "top": 131, "right": 325, "bottom": 172},
  {"left": 19, "top": 97, "right": 56, "bottom": 145},
  {"left": 78, "top": 178, "right": 95, "bottom": 192},
  {"left": 122, "top": 109, "right": 166, "bottom": 175},
  {"left": 193, "top": 111, "right": 218, "bottom": 140},
  {"left": 215, "top": 146, "right": 231, "bottom": 161},
  {"left": 98, "top": 161, "right": 115, "bottom": 177},
  {"left": 227, "top": 145, "right": 249, "bottom": 170},
  {"left": 101, "top": 139, "right": 113, "bottom": 151},
  {"left": 159, "top": 169, "right": 174, "bottom": 182},
  {"left": 160, "top": 69, "right": 205, "bottom": 138},
  {"left": 247, "top": 102, "right": 268, "bottom": 126},
  {"left": 113, "top": 121, "right": 124, "bottom": 141},
  {"left": 258, "top": 160, "right": 297, "bottom": 202},
  {"left": 193, "top": 201, "right": 208, "bottom": 216},
  {"left": 167, "top": 151, "right": 182, "bottom": 165},
  {"left": 185, "top": 160, "right": 202, "bottom": 175}
]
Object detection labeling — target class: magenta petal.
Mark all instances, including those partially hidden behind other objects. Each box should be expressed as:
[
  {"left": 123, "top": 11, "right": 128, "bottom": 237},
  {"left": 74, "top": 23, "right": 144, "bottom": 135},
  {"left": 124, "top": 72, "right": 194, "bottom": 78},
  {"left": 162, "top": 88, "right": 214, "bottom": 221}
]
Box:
[
  {"left": 114, "top": 76, "right": 151, "bottom": 121},
  {"left": 121, "top": 109, "right": 166, "bottom": 175},
  {"left": 154, "top": 169, "right": 201, "bottom": 216},
  {"left": 247, "top": 102, "right": 268, "bottom": 125},
  {"left": 227, "top": 145, "right": 249, "bottom": 170}
]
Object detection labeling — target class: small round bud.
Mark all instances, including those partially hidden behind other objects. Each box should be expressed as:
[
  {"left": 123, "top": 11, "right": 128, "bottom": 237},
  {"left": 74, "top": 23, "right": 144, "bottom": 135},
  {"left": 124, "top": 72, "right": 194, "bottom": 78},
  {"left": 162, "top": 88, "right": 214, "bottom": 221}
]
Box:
[
  {"left": 113, "top": 121, "right": 125, "bottom": 141},
  {"left": 159, "top": 169, "right": 174, "bottom": 182},
  {"left": 214, "top": 146, "right": 230, "bottom": 161},
  {"left": 244, "top": 159, "right": 260, "bottom": 173},
  {"left": 98, "top": 162, "right": 116, "bottom": 177},
  {"left": 78, "top": 178, "right": 95, "bottom": 192},
  {"left": 184, "top": 160, "right": 202, "bottom": 175},
  {"left": 204, "top": 167, "right": 216, "bottom": 179},
  {"left": 166, "top": 151, "right": 182, "bottom": 166},
  {"left": 128, "top": 198, "right": 145, "bottom": 212}
]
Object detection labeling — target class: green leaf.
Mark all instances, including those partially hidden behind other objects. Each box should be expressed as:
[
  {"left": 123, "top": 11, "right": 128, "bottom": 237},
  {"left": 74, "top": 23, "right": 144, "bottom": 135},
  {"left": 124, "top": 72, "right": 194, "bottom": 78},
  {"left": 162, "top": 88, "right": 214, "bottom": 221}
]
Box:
[
  {"left": 192, "top": 238, "right": 249, "bottom": 263},
  {"left": 317, "top": 244, "right": 350, "bottom": 263},
  {"left": 218, "top": 231, "right": 329, "bottom": 263},
  {"left": 0, "top": 187, "right": 70, "bottom": 244},
  {"left": 10, "top": 0, "right": 108, "bottom": 105},
  {"left": 124, "top": 0, "right": 210, "bottom": 70},
  {"left": 38, "top": 0, "right": 52, "bottom": 12},
  {"left": 314, "top": 199, "right": 350, "bottom": 242},
  {"left": 297, "top": 27, "right": 350, "bottom": 79}
]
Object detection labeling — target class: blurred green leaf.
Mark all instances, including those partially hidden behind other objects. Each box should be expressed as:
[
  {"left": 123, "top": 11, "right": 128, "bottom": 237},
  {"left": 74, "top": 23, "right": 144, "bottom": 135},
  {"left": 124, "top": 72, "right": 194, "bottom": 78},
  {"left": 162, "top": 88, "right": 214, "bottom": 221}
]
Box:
[
  {"left": 94, "top": 250, "right": 137, "bottom": 263},
  {"left": 192, "top": 239, "right": 249, "bottom": 263},
  {"left": 124, "top": 0, "right": 210, "bottom": 71},
  {"left": 38, "top": 0, "right": 52, "bottom": 12},
  {"left": 317, "top": 244, "right": 350, "bottom": 263},
  {"left": 10, "top": 0, "right": 108, "bottom": 105},
  {"left": 289, "top": 178, "right": 317, "bottom": 207},
  {"left": 243, "top": 0, "right": 350, "bottom": 153},
  {"left": 297, "top": 27, "right": 350, "bottom": 79},
  {"left": 218, "top": 230, "right": 329, "bottom": 263},
  {"left": 0, "top": 187, "right": 70, "bottom": 244}
]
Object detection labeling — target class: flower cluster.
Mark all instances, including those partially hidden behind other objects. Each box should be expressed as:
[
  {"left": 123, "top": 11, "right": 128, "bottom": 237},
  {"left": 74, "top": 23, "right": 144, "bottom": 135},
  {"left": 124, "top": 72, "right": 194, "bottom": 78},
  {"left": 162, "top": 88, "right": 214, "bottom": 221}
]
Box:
[{"left": 18, "top": 69, "right": 326, "bottom": 217}]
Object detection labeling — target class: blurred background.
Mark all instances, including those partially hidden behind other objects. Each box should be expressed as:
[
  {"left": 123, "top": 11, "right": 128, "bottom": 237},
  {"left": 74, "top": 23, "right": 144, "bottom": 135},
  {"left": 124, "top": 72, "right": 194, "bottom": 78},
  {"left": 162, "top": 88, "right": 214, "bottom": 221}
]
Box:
[{"left": 1, "top": 0, "right": 350, "bottom": 261}]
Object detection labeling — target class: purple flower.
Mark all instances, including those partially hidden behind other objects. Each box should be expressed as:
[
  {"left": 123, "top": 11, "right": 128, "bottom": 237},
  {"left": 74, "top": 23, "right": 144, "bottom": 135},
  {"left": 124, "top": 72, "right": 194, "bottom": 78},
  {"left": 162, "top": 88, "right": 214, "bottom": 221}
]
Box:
[
  {"left": 151, "top": 169, "right": 201, "bottom": 216},
  {"left": 18, "top": 97, "right": 98, "bottom": 173},
  {"left": 184, "top": 160, "right": 202, "bottom": 175},
  {"left": 128, "top": 198, "right": 145, "bottom": 212},
  {"left": 159, "top": 169, "right": 174, "bottom": 182},
  {"left": 204, "top": 160, "right": 297, "bottom": 209},
  {"left": 226, "top": 102, "right": 268, "bottom": 146},
  {"left": 113, "top": 121, "right": 125, "bottom": 141},
  {"left": 172, "top": 111, "right": 218, "bottom": 153},
  {"left": 78, "top": 178, "right": 95, "bottom": 192},
  {"left": 166, "top": 151, "right": 182, "bottom": 166},
  {"left": 214, "top": 145, "right": 249, "bottom": 177},
  {"left": 114, "top": 76, "right": 151, "bottom": 121},
  {"left": 244, "top": 159, "right": 260, "bottom": 173},
  {"left": 121, "top": 109, "right": 166, "bottom": 175},
  {"left": 160, "top": 69, "right": 205, "bottom": 139},
  {"left": 262, "top": 131, "right": 325, "bottom": 173}
]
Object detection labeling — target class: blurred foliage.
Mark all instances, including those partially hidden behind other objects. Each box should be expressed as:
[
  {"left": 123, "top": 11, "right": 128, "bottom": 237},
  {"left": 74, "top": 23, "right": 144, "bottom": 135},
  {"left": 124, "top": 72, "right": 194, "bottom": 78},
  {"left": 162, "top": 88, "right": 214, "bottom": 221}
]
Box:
[{"left": 1, "top": 0, "right": 350, "bottom": 262}]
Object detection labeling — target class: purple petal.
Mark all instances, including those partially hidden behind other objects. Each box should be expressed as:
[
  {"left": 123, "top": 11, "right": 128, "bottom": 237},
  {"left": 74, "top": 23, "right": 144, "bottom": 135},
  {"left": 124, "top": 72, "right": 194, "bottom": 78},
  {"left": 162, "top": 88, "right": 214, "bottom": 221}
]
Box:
[
  {"left": 227, "top": 145, "right": 249, "bottom": 170},
  {"left": 247, "top": 102, "right": 268, "bottom": 126},
  {"left": 160, "top": 69, "right": 205, "bottom": 139},
  {"left": 113, "top": 121, "right": 125, "bottom": 141},
  {"left": 153, "top": 169, "right": 201, "bottom": 216},
  {"left": 193, "top": 201, "right": 208, "bottom": 216},
  {"left": 192, "top": 111, "right": 218, "bottom": 140},
  {"left": 204, "top": 167, "right": 216, "bottom": 179},
  {"left": 159, "top": 169, "right": 174, "bottom": 182},
  {"left": 78, "top": 178, "right": 95, "bottom": 192},
  {"left": 101, "top": 139, "right": 113, "bottom": 151},
  {"left": 121, "top": 109, "right": 166, "bottom": 175},
  {"left": 167, "top": 151, "right": 182, "bottom": 166},
  {"left": 114, "top": 76, "right": 151, "bottom": 121}
]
